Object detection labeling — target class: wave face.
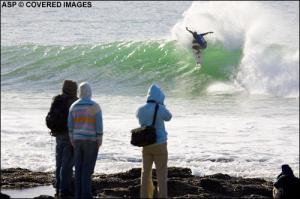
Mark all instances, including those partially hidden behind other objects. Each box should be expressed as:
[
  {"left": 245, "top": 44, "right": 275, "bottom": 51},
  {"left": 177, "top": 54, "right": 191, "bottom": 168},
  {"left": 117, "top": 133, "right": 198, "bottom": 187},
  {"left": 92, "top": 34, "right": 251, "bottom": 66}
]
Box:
[
  {"left": 172, "top": 1, "right": 299, "bottom": 97},
  {"left": 1, "top": 41, "right": 241, "bottom": 96}
]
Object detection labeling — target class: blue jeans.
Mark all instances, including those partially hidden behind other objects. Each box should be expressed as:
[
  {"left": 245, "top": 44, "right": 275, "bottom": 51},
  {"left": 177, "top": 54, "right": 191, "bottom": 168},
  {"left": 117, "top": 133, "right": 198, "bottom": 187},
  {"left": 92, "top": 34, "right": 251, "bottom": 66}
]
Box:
[
  {"left": 55, "top": 134, "right": 74, "bottom": 195},
  {"left": 74, "top": 140, "right": 99, "bottom": 199}
]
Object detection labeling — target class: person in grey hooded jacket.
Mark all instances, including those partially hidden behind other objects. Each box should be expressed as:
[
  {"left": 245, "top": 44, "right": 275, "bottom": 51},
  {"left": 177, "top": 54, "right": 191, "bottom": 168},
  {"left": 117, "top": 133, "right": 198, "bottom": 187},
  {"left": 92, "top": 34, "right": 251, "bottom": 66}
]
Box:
[
  {"left": 68, "top": 82, "right": 103, "bottom": 199},
  {"left": 136, "top": 84, "right": 172, "bottom": 198}
]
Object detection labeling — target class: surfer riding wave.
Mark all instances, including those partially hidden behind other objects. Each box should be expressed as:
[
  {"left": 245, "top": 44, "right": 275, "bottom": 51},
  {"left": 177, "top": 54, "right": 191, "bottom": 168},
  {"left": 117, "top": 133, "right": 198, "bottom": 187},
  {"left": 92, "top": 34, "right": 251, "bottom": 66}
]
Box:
[{"left": 186, "top": 27, "right": 213, "bottom": 65}]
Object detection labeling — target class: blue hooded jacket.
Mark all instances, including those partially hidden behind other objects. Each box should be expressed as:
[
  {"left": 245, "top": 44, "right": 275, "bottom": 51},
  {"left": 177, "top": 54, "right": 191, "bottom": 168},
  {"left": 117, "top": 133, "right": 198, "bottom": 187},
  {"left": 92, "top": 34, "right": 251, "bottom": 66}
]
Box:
[{"left": 136, "top": 84, "right": 172, "bottom": 145}]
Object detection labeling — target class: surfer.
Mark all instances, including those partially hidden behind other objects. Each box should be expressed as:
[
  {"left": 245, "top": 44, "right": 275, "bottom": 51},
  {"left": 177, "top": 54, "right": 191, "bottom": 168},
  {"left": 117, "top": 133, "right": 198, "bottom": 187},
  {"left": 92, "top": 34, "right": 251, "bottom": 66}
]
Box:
[
  {"left": 186, "top": 27, "right": 213, "bottom": 49},
  {"left": 186, "top": 27, "right": 213, "bottom": 65}
]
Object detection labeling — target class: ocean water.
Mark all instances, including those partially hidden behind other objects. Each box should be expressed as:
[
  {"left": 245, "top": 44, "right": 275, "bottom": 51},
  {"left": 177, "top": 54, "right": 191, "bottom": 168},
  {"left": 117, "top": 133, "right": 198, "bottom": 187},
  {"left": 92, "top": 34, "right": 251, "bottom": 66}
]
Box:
[{"left": 1, "top": 1, "right": 299, "bottom": 180}]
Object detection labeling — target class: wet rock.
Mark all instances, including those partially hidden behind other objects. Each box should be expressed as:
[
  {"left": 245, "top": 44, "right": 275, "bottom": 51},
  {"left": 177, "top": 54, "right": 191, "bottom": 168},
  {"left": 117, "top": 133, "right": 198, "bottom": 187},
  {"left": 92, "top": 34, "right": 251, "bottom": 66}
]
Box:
[
  {"left": 240, "top": 194, "right": 271, "bottom": 199},
  {"left": 209, "top": 173, "right": 231, "bottom": 180},
  {"left": 168, "top": 179, "right": 199, "bottom": 196},
  {"left": 1, "top": 168, "right": 53, "bottom": 189},
  {"left": 33, "top": 195, "right": 54, "bottom": 199},
  {"left": 167, "top": 167, "right": 193, "bottom": 178},
  {"left": 102, "top": 188, "right": 130, "bottom": 198},
  {"left": 200, "top": 178, "right": 227, "bottom": 193},
  {"left": 1, "top": 167, "right": 273, "bottom": 198},
  {"left": 111, "top": 168, "right": 141, "bottom": 180},
  {"left": 0, "top": 192, "right": 10, "bottom": 199},
  {"left": 127, "top": 185, "right": 140, "bottom": 198},
  {"left": 240, "top": 184, "right": 273, "bottom": 197}
]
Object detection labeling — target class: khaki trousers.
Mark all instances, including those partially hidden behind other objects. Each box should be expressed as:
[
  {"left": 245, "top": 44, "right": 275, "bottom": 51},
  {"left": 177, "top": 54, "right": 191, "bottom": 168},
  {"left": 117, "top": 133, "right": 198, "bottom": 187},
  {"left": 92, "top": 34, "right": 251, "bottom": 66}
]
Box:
[{"left": 140, "top": 142, "right": 168, "bottom": 198}]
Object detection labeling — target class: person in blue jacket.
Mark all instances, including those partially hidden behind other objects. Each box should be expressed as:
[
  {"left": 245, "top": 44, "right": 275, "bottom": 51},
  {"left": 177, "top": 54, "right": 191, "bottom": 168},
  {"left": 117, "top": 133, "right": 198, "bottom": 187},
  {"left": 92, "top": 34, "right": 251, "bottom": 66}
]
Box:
[
  {"left": 136, "top": 84, "right": 172, "bottom": 198},
  {"left": 186, "top": 27, "right": 213, "bottom": 50}
]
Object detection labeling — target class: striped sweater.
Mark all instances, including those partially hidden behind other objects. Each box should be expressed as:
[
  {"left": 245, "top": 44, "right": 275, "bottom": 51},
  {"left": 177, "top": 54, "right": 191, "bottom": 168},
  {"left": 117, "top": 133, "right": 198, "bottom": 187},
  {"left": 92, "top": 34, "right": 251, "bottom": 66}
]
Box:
[{"left": 68, "top": 98, "right": 103, "bottom": 142}]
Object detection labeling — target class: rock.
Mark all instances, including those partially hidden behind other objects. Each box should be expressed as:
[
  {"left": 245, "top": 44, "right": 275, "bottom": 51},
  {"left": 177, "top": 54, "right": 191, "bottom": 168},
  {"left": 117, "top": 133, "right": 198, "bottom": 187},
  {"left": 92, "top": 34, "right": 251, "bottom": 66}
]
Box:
[
  {"left": 168, "top": 179, "right": 199, "bottom": 196},
  {"left": 33, "top": 195, "right": 54, "bottom": 199},
  {"left": 111, "top": 168, "right": 141, "bottom": 180},
  {"left": 173, "top": 194, "right": 206, "bottom": 198},
  {"left": 128, "top": 185, "right": 140, "bottom": 198},
  {"left": 102, "top": 188, "right": 129, "bottom": 198},
  {"left": 0, "top": 192, "right": 10, "bottom": 199},
  {"left": 1, "top": 168, "right": 53, "bottom": 189},
  {"left": 1, "top": 167, "right": 273, "bottom": 198},
  {"left": 240, "top": 194, "right": 271, "bottom": 199},
  {"left": 167, "top": 167, "right": 193, "bottom": 178},
  {"left": 200, "top": 178, "right": 227, "bottom": 193},
  {"left": 241, "top": 185, "right": 272, "bottom": 197},
  {"left": 208, "top": 173, "right": 231, "bottom": 180}
]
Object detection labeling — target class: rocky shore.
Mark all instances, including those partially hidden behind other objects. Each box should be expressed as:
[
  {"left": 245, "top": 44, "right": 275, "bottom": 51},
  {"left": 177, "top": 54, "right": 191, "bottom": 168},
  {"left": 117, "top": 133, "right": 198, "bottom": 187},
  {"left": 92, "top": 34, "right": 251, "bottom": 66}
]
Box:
[{"left": 1, "top": 167, "right": 274, "bottom": 198}]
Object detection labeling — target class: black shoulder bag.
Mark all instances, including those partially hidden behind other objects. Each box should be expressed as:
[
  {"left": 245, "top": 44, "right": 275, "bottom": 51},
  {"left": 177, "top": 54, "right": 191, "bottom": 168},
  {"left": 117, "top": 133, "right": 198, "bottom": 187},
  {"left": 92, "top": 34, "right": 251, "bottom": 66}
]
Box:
[{"left": 131, "top": 102, "right": 159, "bottom": 147}]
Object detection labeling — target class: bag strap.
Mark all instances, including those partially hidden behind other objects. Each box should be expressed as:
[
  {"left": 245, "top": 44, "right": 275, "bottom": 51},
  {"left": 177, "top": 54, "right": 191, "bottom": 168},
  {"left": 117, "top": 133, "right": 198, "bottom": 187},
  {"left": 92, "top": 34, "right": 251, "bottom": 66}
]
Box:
[
  {"left": 146, "top": 100, "right": 159, "bottom": 126},
  {"left": 151, "top": 103, "right": 159, "bottom": 127}
]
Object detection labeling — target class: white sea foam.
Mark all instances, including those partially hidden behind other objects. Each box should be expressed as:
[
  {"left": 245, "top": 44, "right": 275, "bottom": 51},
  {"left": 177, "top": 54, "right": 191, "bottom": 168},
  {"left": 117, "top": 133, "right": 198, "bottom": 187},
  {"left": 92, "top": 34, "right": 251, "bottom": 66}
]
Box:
[
  {"left": 206, "top": 82, "right": 244, "bottom": 95},
  {"left": 1, "top": 92, "right": 299, "bottom": 179},
  {"left": 172, "top": 1, "right": 299, "bottom": 97}
]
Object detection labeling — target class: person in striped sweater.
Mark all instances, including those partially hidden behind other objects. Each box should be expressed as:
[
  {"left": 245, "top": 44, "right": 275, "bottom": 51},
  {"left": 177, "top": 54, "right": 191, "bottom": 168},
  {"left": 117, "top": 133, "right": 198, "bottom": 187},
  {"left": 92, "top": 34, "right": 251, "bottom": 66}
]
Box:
[{"left": 68, "top": 82, "right": 103, "bottom": 199}]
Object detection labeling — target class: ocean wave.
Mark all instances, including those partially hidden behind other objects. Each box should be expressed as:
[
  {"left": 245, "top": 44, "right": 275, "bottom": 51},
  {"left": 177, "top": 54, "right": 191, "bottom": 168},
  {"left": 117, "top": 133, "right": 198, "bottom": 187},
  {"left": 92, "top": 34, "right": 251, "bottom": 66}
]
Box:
[
  {"left": 1, "top": 32, "right": 298, "bottom": 98},
  {"left": 1, "top": 41, "right": 241, "bottom": 95}
]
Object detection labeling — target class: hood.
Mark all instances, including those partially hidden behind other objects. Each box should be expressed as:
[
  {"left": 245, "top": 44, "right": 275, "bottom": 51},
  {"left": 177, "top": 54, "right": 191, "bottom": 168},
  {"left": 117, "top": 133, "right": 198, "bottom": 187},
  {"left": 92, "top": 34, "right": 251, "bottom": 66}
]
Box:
[
  {"left": 281, "top": 164, "right": 294, "bottom": 176},
  {"left": 62, "top": 80, "right": 77, "bottom": 97},
  {"left": 146, "top": 84, "right": 165, "bottom": 104},
  {"left": 79, "top": 82, "right": 92, "bottom": 99}
]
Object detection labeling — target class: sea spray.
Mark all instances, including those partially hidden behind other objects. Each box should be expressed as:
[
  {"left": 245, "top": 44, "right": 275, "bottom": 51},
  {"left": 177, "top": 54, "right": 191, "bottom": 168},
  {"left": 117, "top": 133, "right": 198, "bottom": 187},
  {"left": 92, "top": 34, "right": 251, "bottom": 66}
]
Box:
[{"left": 172, "top": 1, "right": 299, "bottom": 97}]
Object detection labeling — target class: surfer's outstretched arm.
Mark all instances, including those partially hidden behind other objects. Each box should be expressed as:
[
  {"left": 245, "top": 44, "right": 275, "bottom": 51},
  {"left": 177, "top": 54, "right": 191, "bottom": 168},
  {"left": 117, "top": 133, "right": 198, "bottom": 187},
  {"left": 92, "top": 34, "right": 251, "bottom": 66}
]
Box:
[
  {"left": 201, "top": 31, "right": 214, "bottom": 36},
  {"left": 186, "top": 27, "right": 198, "bottom": 40},
  {"left": 186, "top": 27, "right": 194, "bottom": 35}
]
